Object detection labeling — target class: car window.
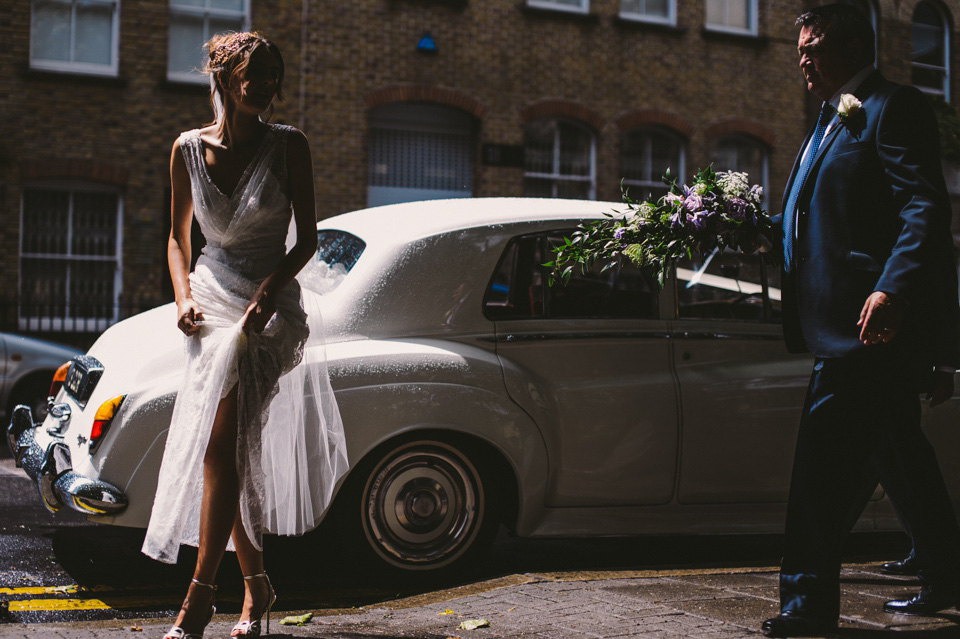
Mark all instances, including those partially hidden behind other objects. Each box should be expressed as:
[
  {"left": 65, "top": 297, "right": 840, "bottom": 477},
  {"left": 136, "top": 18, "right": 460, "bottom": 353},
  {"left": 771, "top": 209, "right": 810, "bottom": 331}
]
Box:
[
  {"left": 316, "top": 230, "right": 365, "bottom": 273},
  {"left": 676, "top": 250, "right": 781, "bottom": 323},
  {"left": 484, "top": 231, "right": 659, "bottom": 320}
]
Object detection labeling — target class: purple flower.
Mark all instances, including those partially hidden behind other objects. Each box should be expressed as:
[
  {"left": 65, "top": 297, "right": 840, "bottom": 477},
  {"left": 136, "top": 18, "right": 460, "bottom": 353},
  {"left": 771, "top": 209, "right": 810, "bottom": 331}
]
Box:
[
  {"left": 670, "top": 211, "right": 686, "bottom": 229},
  {"left": 683, "top": 194, "right": 703, "bottom": 212},
  {"left": 614, "top": 227, "right": 627, "bottom": 240},
  {"left": 726, "top": 197, "right": 749, "bottom": 221}
]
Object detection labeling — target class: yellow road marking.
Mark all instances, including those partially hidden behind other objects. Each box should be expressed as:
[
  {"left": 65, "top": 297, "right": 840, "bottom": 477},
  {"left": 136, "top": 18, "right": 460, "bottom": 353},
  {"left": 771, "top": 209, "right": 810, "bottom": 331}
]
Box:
[{"left": 10, "top": 599, "right": 112, "bottom": 611}]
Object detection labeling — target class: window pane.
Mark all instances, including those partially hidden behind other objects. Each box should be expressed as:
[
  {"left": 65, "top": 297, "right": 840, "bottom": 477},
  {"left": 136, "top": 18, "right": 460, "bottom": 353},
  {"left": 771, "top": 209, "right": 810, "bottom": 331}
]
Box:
[
  {"left": 171, "top": 0, "right": 206, "bottom": 8},
  {"left": 523, "top": 177, "right": 555, "bottom": 198},
  {"left": 209, "top": 0, "right": 245, "bottom": 10},
  {"left": 558, "top": 121, "right": 591, "bottom": 176},
  {"left": 644, "top": 0, "right": 668, "bottom": 17},
  {"left": 168, "top": 13, "right": 206, "bottom": 76},
  {"left": 705, "top": 0, "right": 724, "bottom": 26},
  {"left": 555, "top": 180, "right": 591, "bottom": 199},
  {"left": 71, "top": 260, "right": 117, "bottom": 319},
  {"left": 72, "top": 191, "right": 118, "bottom": 256},
  {"left": 20, "top": 258, "right": 67, "bottom": 316},
  {"left": 706, "top": 0, "right": 750, "bottom": 30},
  {"left": 537, "top": 0, "right": 585, "bottom": 7},
  {"left": 74, "top": 1, "right": 113, "bottom": 65},
  {"left": 22, "top": 190, "right": 69, "bottom": 254},
  {"left": 622, "top": 0, "right": 668, "bottom": 17},
  {"left": 524, "top": 120, "right": 556, "bottom": 174},
  {"left": 484, "top": 235, "right": 543, "bottom": 320},
  {"left": 912, "top": 23, "right": 944, "bottom": 67},
  {"left": 209, "top": 16, "right": 245, "bottom": 39},
  {"left": 31, "top": 0, "right": 72, "bottom": 63},
  {"left": 711, "top": 137, "right": 763, "bottom": 185},
  {"left": 546, "top": 234, "right": 659, "bottom": 319},
  {"left": 677, "top": 251, "right": 775, "bottom": 322}
]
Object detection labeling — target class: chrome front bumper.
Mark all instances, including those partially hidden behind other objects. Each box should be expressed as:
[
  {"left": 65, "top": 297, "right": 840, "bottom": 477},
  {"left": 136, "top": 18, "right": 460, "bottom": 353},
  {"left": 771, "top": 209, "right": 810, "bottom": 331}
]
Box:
[{"left": 6, "top": 405, "right": 127, "bottom": 516}]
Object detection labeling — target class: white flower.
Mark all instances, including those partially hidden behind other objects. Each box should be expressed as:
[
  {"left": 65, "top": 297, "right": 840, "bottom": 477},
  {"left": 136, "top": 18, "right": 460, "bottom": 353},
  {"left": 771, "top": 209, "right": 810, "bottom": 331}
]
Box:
[{"left": 837, "top": 93, "right": 863, "bottom": 120}]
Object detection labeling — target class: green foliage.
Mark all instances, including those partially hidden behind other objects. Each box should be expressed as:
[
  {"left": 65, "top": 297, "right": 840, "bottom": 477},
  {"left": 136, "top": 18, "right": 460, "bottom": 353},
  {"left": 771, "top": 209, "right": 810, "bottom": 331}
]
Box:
[{"left": 548, "top": 167, "right": 778, "bottom": 288}]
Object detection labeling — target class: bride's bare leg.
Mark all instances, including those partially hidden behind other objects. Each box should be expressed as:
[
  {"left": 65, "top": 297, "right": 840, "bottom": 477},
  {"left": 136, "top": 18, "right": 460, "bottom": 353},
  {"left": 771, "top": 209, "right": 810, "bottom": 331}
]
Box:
[
  {"left": 232, "top": 513, "right": 270, "bottom": 624},
  {"left": 173, "top": 386, "right": 240, "bottom": 632}
]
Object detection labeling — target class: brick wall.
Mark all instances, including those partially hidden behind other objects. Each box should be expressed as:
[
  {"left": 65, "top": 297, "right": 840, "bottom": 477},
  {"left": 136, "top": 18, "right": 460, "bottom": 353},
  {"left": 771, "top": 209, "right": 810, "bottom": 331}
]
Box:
[{"left": 1, "top": 0, "right": 955, "bottom": 343}]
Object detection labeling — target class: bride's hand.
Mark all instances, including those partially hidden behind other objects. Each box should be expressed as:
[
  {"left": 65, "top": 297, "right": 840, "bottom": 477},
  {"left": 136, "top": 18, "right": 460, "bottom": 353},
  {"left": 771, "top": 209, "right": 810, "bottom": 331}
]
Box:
[
  {"left": 177, "top": 300, "right": 205, "bottom": 336},
  {"left": 242, "top": 289, "right": 277, "bottom": 334}
]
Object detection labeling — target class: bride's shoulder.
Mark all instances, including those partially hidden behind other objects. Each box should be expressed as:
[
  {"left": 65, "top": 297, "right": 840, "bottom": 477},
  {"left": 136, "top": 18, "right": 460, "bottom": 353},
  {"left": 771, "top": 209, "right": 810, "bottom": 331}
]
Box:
[{"left": 176, "top": 127, "right": 206, "bottom": 146}]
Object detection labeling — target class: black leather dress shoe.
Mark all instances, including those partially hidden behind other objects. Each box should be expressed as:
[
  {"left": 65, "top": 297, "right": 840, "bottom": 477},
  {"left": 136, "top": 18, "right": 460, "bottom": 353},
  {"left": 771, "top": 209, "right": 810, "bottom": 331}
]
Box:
[
  {"left": 883, "top": 585, "right": 959, "bottom": 615},
  {"left": 761, "top": 611, "right": 838, "bottom": 637},
  {"left": 880, "top": 555, "right": 917, "bottom": 576}
]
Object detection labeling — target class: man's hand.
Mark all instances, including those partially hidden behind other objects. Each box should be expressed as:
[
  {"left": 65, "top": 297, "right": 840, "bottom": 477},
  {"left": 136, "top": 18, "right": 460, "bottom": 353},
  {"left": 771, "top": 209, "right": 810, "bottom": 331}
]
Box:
[
  {"left": 927, "top": 371, "right": 955, "bottom": 407},
  {"left": 857, "top": 291, "right": 906, "bottom": 344}
]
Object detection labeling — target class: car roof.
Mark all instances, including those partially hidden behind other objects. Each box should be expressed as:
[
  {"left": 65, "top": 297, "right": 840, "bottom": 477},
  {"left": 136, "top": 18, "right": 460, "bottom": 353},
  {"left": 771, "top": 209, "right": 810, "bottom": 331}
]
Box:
[{"left": 318, "top": 197, "right": 621, "bottom": 245}]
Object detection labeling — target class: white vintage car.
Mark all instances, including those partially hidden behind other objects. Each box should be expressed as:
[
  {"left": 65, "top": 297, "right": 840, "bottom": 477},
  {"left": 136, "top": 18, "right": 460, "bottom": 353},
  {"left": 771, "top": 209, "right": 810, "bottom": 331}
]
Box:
[{"left": 9, "top": 198, "right": 960, "bottom": 573}]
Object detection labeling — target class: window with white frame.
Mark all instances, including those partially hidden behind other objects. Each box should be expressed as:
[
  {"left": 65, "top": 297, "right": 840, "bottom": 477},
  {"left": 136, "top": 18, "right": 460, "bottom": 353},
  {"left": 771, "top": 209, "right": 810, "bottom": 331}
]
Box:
[
  {"left": 527, "top": 0, "right": 589, "bottom": 14},
  {"left": 912, "top": 1, "right": 950, "bottom": 100},
  {"left": 710, "top": 135, "right": 768, "bottom": 205},
  {"left": 368, "top": 103, "right": 475, "bottom": 207},
  {"left": 524, "top": 119, "right": 596, "bottom": 200},
  {"left": 168, "top": 0, "right": 249, "bottom": 84},
  {"left": 30, "top": 0, "right": 120, "bottom": 76},
  {"left": 20, "top": 184, "right": 123, "bottom": 332},
  {"left": 620, "top": 0, "right": 675, "bottom": 25},
  {"left": 621, "top": 127, "right": 685, "bottom": 201},
  {"left": 704, "top": 0, "right": 757, "bottom": 35}
]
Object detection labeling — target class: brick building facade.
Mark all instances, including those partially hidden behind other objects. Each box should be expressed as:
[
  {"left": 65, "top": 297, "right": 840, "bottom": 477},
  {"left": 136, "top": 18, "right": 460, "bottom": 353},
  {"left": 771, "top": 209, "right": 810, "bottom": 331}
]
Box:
[{"left": 2, "top": 0, "right": 958, "bottom": 346}]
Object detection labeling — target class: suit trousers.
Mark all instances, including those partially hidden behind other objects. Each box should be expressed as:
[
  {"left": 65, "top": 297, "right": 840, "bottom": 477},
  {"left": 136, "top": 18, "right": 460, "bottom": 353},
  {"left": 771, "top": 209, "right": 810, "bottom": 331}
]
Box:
[{"left": 779, "top": 350, "right": 960, "bottom": 619}]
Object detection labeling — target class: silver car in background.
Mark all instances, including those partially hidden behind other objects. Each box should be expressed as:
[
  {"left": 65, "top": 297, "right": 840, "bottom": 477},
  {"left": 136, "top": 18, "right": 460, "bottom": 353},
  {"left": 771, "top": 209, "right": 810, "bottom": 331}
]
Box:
[
  {"left": 9, "top": 198, "right": 960, "bottom": 574},
  {"left": 1, "top": 332, "right": 81, "bottom": 423}
]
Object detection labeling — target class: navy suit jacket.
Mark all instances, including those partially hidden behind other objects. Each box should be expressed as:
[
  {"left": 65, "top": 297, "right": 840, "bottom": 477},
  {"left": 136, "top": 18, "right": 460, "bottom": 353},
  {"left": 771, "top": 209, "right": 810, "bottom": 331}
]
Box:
[{"left": 779, "top": 71, "right": 960, "bottom": 380}]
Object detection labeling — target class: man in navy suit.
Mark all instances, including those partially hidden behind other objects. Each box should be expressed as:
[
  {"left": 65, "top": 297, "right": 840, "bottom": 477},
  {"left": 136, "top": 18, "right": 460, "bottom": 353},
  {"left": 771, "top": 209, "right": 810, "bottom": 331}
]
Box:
[{"left": 762, "top": 5, "right": 960, "bottom": 637}]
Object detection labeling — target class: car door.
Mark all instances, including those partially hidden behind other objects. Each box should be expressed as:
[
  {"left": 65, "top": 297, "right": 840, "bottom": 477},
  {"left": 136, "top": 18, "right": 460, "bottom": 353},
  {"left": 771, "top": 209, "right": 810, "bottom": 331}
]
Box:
[
  {"left": 671, "top": 251, "right": 812, "bottom": 504},
  {"left": 485, "top": 232, "right": 679, "bottom": 508}
]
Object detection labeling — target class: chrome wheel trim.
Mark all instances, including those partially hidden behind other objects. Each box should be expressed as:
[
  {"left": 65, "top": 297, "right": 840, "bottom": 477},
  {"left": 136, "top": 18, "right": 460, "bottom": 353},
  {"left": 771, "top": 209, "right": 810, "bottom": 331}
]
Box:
[{"left": 363, "top": 442, "right": 483, "bottom": 568}]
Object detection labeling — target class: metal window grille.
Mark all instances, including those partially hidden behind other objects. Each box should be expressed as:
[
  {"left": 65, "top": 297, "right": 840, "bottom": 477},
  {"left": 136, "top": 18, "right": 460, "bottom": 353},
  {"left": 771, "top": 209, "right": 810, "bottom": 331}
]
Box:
[
  {"left": 20, "top": 186, "right": 123, "bottom": 332},
  {"left": 369, "top": 128, "right": 473, "bottom": 192},
  {"left": 524, "top": 119, "right": 596, "bottom": 200},
  {"left": 168, "top": 0, "right": 249, "bottom": 83},
  {"left": 30, "top": 0, "right": 119, "bottom": 76}
]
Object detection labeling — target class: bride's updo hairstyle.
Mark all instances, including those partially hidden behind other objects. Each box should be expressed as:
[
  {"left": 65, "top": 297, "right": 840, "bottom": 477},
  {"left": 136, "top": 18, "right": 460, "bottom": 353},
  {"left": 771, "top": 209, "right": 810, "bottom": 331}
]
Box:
[{"left": 205, "top": 31, "right": 285, "bottom": 126}]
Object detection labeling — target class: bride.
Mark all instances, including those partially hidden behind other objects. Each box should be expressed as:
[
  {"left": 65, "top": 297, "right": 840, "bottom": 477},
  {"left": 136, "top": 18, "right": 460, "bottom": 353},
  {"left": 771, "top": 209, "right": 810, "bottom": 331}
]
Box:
[{"left": 141, "top": 31, "right": 348, "bottom": 639}]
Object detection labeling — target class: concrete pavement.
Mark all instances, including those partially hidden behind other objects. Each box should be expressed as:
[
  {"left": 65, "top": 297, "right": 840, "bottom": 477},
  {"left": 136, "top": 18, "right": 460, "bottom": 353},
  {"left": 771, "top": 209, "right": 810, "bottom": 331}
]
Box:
[{"left": 2, "top": 562, "right": 960, "bottom": 638}]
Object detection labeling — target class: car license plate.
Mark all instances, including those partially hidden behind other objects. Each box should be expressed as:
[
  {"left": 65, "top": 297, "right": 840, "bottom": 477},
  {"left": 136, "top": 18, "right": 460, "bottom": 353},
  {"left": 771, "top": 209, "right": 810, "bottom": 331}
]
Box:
[{"left": 63, "top": 356, "right": 104, "bottom": 408}]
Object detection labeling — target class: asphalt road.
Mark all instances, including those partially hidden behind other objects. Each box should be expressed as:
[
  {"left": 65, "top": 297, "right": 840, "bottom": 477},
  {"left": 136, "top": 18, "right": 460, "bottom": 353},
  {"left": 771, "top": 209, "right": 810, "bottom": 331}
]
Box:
[{"left": 0, "top": 454, "right": 915, "bottom": 628}]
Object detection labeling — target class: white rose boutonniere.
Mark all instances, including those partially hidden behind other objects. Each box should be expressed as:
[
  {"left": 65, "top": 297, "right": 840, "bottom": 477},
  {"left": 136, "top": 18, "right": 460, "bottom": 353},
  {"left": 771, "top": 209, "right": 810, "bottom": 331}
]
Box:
[{"left": 837, "top": 93, "right": 863, "bottom": 123}]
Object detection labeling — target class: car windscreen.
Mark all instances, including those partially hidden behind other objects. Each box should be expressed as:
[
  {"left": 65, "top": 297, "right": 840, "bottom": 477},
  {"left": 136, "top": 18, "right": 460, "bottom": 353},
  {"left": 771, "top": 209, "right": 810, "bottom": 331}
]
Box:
[{"left": 316, "top": 230, "right": 365, "bottom": 273}]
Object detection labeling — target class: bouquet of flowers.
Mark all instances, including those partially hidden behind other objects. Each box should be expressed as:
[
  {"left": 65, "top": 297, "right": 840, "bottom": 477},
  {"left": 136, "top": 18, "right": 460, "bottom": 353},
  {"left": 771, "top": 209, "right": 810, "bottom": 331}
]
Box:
[{"left": 547, "top": 166, "right": 778, "bottom": 287}]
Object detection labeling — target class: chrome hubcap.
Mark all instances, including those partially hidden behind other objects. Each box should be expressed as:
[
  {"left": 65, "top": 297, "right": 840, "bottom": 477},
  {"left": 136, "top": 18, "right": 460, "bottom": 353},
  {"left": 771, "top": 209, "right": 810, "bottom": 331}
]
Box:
[{"left": 364, "top": 442, "right": 482, "bottom": 567}]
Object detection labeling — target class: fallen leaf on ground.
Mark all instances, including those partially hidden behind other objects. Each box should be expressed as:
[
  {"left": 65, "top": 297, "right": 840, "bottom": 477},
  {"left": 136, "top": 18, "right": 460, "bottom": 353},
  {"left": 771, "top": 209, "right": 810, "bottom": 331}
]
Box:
[
  {"left": 279, "top": 613, "right": 314, "bottom": 626},
  {"left": 129, "top": 626, "right": 142, "bottom": 632},
  {"left": 458, "top": 619, "right": 490, "bottom": 630},
  {"left": 438, "top": 608, "right": 456, "bottom": 615}
]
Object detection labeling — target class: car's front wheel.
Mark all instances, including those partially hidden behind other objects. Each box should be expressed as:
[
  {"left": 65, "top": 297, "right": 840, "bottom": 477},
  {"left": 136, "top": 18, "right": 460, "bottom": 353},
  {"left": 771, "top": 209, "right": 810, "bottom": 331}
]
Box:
[{"left": 337, "top": 437, "right": 502, "bottom": 574}]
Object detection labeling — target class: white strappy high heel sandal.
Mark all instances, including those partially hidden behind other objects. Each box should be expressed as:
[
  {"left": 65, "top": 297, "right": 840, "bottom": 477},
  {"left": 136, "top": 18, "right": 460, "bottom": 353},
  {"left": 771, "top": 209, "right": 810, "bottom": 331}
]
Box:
[
  {"left": 230, "top": 572, "right": 277, "bottom": 638},
  {"left": 163, "top": 578, "right": 217, "bottom": 639}
]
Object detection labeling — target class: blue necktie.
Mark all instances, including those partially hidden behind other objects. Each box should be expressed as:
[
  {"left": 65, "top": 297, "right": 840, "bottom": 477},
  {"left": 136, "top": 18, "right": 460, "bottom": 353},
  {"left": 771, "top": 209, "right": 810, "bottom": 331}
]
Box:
[{"left": 783, "top": 104, "right": 833, "bottom": 271}]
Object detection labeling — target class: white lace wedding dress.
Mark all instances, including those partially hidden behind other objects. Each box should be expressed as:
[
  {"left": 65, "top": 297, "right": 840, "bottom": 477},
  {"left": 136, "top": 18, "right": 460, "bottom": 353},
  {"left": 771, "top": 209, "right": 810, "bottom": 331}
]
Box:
[{"left": 142, "top": 123, "right": 349, "bottom": 564}]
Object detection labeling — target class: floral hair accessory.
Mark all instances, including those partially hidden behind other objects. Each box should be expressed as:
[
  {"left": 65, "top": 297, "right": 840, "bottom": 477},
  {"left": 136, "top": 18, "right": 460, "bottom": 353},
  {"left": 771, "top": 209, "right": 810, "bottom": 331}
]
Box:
[
  {"left": 837, "top": 93, "right": 863, "bottom": 122},
  {"left": 210, "top": 32, "right": 260, "bottom": 69}
]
